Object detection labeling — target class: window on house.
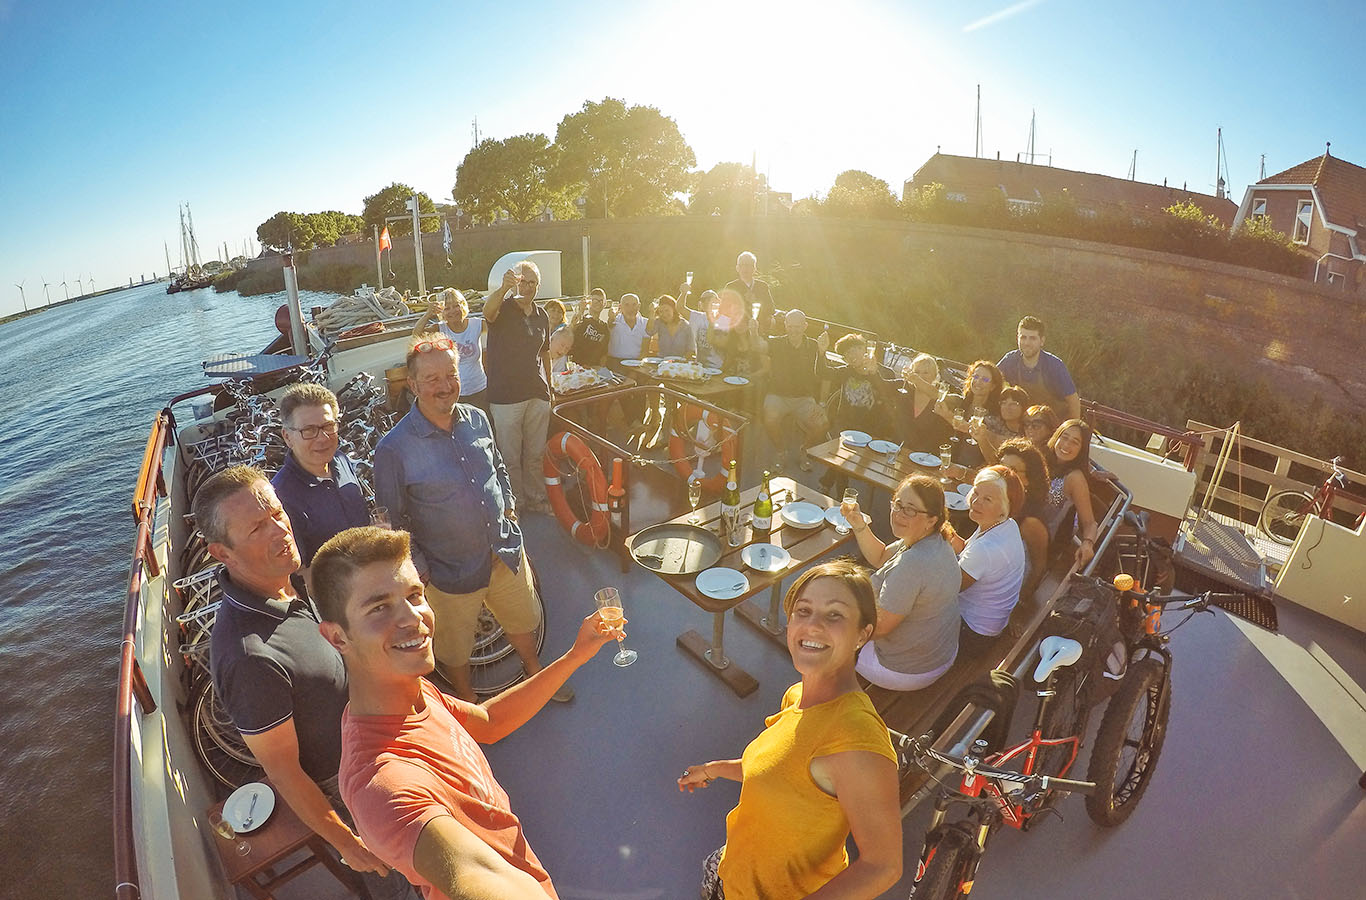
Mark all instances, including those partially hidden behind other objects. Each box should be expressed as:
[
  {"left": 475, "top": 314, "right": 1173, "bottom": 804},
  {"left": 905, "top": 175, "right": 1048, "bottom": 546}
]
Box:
[
  {"left": 1293, "top": 200, "right": 1313, "bottom": 243},
  {"left": 1251, "top": 197, "right": 1266, "bottom": 218},
  {"left": 1007, "top": 198, "right": 1040, "bottom": 214},
  {"left": 947, "top": 192, "right": 968, "bottom": 203}
]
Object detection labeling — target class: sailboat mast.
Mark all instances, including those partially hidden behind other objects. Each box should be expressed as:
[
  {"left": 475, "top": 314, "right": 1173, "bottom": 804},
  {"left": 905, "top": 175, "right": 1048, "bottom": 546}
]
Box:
[
  {"left": 186, "top": 204, "right": 202, "bottom": 269},
  {"left": 179, "top": 206, "right": 190, "bottom": 273}
]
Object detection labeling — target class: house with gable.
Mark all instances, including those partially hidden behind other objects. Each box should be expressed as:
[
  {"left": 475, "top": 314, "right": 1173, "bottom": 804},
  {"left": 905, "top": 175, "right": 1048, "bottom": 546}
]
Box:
[{"left": 1232, "top": 146, "right": 1366, "bottom": 293}]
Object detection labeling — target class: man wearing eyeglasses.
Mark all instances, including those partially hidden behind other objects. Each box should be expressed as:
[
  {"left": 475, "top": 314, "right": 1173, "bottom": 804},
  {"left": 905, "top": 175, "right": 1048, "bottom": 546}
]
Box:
[{"left": 272, "top": 383, "right": 370, "bottom": 580}]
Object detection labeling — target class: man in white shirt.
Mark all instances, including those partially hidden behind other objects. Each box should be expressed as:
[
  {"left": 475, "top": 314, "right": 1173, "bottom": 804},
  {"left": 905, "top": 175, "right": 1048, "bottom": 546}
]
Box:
[{"left": 607, "top": 293, "right": 651, "bottom": 429}]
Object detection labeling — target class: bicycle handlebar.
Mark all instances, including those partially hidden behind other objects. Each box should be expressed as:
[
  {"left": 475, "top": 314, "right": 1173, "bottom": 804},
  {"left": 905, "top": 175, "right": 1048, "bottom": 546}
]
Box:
[
  {"left": 889, "top": 730, "right": 1097, "bottom": 796},
  {"left": 1069, "top": 573, "right": 1231, "bottom": 612}
]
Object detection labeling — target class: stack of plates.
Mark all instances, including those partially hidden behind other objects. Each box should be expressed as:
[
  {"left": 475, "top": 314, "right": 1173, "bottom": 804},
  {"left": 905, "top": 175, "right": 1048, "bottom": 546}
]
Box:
[
  {"left": 909, "top": 451, "right": 943, "bottom": 468},
  {"left": 945, "top": 492, "right": 969, "bottom": 511},
  {"left": 840, "top": 430, "right": 872, "bottom": 448},
  {"left": 779, "top": 502, "right": 825, "bottom": 529}
]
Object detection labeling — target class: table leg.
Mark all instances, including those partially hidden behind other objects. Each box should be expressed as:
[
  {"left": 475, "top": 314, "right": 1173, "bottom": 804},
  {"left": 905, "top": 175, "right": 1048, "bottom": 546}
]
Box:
[
  {"left": 676, "top": 612, "right": 759, "bottom": 697},
  {"left": 736, "top": 582, "right": 788, "bottom": 648}
]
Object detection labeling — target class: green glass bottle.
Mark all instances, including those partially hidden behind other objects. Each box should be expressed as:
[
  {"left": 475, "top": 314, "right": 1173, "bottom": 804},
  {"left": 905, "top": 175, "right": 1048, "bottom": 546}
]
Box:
[{"left": 752, "top": 470, "right": 773, "bottom": 540}]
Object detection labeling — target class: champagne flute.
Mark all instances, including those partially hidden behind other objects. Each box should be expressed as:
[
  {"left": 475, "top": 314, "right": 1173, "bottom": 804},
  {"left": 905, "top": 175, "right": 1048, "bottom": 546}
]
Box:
[
  {"left": 209, "top": 810, "right": 250, "bottom": 857},
  {"left": 837, "top": 488, "right": 858, "bottom": 535},
  {"left": 594, "top": 587, "right": 637, "bottom": 667},
  {"left": 687, "top": 475, "right": 703, "bottom": 524},
  {"left": 939, "top": 442, "right": 954, "bottom": 486}
]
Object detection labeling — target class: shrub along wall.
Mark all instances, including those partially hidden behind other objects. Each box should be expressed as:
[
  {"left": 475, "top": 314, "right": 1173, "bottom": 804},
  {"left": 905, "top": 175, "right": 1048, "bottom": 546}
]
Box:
[{"left": 240, "top": 216, "right": 1365, "bottom": 467}]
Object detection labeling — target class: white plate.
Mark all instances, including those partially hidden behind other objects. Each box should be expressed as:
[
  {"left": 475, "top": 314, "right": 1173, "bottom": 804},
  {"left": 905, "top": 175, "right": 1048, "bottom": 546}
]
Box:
[
  {"left": 779, "top": 501, "right": 826, "bottom": 529},
  {"left": 723, "top": 375, "right": 749, "bottom": 386},
  {"left": 696, "top": 567, "right": 749, "bottom": 600},
  {"left": 223, "top": 782, "right": 275, "bottom": 834},
  {"left": 741, "top": 543, "right": 791, "bottom": 572},
  {"left": 868, "top": 439, "right": 899, "bottom": 454},
  {"left": 956, "top": 483, "right": 974, "bottom": 496},
  {"left": 701, "top": 366, "right": 723, "bottom": 376},
  {"left": 945, "top": 492, "right": 969, "bottom": 511},
  {"left": 824, "top": 507, "right": 872, "bottom": 529},
  {"left": 620, "top": 358, "right": 642, "bottom": 367},
  {"left": 641, "top": 356, "right": 665, "bottom": 364},
  {"left": 840, "top": 430, "right": 872, "bottom": 448},
  {"left": 909, "top": 451, "right": 943, "bottom": 468}
]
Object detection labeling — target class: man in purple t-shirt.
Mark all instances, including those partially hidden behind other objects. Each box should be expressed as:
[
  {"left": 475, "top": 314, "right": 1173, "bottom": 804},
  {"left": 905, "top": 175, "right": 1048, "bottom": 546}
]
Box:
[{"left": 996, "top": 316, "right": 1080, "bottom": 421}]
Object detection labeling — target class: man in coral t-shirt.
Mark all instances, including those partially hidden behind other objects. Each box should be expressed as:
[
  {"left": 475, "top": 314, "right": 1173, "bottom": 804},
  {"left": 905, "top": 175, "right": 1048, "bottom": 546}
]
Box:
[{"left": 313, "top": 526, "right": 618, "bottom": 899}]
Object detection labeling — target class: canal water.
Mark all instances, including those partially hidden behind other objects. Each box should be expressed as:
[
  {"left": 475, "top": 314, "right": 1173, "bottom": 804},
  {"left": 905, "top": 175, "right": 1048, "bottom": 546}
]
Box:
[{"left": 0, "top": 283, "right": 338, "bottom": 896}]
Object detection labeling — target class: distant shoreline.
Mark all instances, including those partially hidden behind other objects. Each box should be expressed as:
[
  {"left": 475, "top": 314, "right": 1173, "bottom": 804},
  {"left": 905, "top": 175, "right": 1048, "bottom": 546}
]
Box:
[{"left": 0, "top": 283, "right": 147, "bottom": 327}]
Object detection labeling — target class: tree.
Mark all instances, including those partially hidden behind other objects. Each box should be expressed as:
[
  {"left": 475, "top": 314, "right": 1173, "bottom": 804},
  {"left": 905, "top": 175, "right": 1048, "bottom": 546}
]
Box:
[
  {"left": 257, "top": 211, "right": 308, "bottom": 252},
  {"left": 454, "top": 134, "right": 581, "bottom": 224},
  {"left": 688, "top": 162, "right": 766, "bottom": 216},
  {"left": 554, "top": 97, "right": 696, "bottom": 218},
  {"left": 362, "top": 183, "right": 438, "bottom": 237},
  {"left": 822, "top": 170, "right": 900, "bottom": 219}
]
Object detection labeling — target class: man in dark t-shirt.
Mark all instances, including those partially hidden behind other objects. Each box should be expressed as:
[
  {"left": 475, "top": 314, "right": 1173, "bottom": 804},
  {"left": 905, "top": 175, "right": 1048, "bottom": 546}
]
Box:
[
  {"left": 197, "top": 465, "right": 410, "bottom": 898},
  {"left": 485, "top": 261, "right": 552, "bottom": 512},
  {"left": 571, "top": 288, "right": 610, "bottom": 367},
  {"left": 762, "top": 308, "right": 830, "bottom": 470}
]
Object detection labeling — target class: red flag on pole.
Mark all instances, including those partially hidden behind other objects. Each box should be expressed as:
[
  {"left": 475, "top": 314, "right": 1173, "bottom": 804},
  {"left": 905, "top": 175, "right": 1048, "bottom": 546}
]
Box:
[{"left": 379, "top": 226, "right": 392, "bottom": 251}]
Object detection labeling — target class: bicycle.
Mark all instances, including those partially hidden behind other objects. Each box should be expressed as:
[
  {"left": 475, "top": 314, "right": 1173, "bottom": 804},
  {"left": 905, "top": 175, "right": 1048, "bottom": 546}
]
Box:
[
  {"left": 1258, "top": 456, "right": 1366, "bottom": 545},
  {"left": 899, "top": 581, "right": 1224, "bottom": 898}
]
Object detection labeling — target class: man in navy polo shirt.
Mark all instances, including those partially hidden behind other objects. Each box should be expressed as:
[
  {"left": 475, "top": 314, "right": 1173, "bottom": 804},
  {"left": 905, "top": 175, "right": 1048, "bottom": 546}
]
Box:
[
  {"left": 271, "top": 383, "right": 370, "bottom": 578},
  {"left": 197, "top": 465, "right": 411, "bottom": 898},
  {"left": 997, "top": 315, "right": 1081, "bottom": 421}
]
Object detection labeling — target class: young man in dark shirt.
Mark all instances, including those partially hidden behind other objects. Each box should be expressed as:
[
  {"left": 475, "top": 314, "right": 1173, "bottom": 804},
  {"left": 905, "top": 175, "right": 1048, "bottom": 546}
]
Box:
[
  {"left": 570, "top": 288, "right": 610, "bottom": 368},
  {"left": 762, "top": 308, "right": 830, "bottom": 471},
  {"left": 484, "top": 261, "right": 552, "bottom": 513}
]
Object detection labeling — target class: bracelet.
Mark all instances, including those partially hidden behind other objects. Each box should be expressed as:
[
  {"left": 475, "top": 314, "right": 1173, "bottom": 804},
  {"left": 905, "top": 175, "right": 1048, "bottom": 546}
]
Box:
[{"left": 1082, "top": 537, "right": 1095, "bottom": 545}]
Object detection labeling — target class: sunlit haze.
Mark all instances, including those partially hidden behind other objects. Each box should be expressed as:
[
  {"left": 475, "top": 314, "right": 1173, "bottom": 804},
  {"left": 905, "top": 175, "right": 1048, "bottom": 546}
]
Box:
[{"left": 2, "top": 0, "right": 1362, "bottom": 315}]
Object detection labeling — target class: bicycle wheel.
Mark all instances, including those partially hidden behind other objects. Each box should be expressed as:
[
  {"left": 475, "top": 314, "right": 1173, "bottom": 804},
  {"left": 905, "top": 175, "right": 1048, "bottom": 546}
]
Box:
[
  {"left": 1035, "top": 668, "right": 1081, "bottom": 780},
  {"left": 1259, "top": 490, "right": 1314, "bottom": 545},
  {"left": 912, "top": 826, "right": 976, "bottom": 900},
  {"left": 470, "top": 564, "right": 547, "bottom": 698},
  {"left": 1085, "top": 657, "right": 1170, "bottom": 826},
  {"left": 190, "top": 678, "right": 264, "bottom": 789}
]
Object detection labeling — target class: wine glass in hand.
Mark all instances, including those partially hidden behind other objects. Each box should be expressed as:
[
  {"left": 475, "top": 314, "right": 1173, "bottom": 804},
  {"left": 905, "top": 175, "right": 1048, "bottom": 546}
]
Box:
[
  {"left": 837, "top": 488, "right": 859, "bottom": 535},
  {"left": 594, "top": 587, "right": 637, "bottom": 667}
]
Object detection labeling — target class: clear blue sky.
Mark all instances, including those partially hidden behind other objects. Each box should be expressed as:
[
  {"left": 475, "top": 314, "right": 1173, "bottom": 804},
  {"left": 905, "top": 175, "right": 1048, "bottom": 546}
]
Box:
[{"left": 2, "top": 0, "right": 1362, "bottom": 316}]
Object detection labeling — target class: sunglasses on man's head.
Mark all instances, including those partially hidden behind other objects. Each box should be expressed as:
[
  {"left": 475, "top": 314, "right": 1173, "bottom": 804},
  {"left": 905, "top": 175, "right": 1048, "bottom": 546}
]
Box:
[{"left": 415, "top": 337, "right": 454, "bottom": 353}]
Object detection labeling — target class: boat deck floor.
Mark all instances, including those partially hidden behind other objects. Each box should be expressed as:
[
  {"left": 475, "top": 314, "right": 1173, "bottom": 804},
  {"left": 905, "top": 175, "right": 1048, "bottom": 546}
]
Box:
[{"left": 259, "top": 455, "right": 1366, "bottom": 900}]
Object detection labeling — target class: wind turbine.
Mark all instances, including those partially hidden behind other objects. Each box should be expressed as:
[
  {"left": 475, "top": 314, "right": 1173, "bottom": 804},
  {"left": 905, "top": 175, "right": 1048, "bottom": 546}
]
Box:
[
  {"left": 43, "top": 279, "right": 51, "bottom": 305},
  {"left": 61, "top": 280, "right": 69, "bottom": 300},
  {"left": 14, "top": 280, "right": 27, "bottom": 311}
]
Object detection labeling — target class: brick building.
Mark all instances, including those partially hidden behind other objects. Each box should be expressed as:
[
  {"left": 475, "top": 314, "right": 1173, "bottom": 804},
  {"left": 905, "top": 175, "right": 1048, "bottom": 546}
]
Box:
[
  {"left": 904, "top": 153, "right": 1238, "bottom": 226},
  {"left": 1231, "top": 147, "right": 1366, "bottom": 291}
]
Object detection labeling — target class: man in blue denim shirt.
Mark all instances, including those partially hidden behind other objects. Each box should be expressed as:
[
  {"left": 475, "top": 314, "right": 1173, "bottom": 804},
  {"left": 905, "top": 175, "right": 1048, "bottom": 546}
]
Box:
[{"left": 374, "top": 336, "right": 568, "bottom": 703}]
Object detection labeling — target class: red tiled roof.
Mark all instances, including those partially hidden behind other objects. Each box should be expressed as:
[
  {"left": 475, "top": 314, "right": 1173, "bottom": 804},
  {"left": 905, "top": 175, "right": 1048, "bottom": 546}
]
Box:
[
  {"left": 907, "top": 154, "right": 1239, "bottom": 225},
  {"left": 1260, "top": 152, "right": 1366, "bottom": 231}
]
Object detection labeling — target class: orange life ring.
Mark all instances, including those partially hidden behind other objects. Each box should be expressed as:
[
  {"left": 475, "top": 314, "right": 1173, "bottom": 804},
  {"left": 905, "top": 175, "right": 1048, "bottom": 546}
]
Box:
[
  {"left": 543, "top": 431, "right": 611, "bottom": 546},
  {"left": 668, "top": 405, "right": 738, "bottom": 494}
]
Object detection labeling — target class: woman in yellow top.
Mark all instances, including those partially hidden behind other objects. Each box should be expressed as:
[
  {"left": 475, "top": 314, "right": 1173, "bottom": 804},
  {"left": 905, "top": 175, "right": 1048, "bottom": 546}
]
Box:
[{"left": 678, "top": 559, "right": 902, "bottom": 899}]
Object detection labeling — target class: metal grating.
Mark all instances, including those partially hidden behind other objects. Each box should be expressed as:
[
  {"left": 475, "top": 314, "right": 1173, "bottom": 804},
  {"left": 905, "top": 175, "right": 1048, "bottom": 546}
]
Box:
[{"left": 1173, "top": 565, "right": 1280, "bottom": 632}]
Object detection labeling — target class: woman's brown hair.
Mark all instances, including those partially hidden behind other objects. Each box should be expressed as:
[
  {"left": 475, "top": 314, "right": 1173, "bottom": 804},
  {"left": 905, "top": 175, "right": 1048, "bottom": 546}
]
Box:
[
  {"left": 783, "top": 558, "right": 877, "bottom": 630},
  {"left": 900, "top": 474, "right": 954, "bottom": 540}
]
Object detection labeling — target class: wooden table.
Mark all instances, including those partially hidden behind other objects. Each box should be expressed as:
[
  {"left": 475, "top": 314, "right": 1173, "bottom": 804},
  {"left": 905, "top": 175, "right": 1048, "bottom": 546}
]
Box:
[
  {"left": 806, "top": 437, "right": 972, "bottom": 493},
  {"left": 627, "top": 363, "right": 748, "bottom": 402},
  {"left": 551, "top": 372, "right": 635, "bottom": 405},
  {"left": 632, "top": 480, "right": 852, "bottom": 697},
  {"left": 208, "top": 781, "right": 364, "bottom": 899}
]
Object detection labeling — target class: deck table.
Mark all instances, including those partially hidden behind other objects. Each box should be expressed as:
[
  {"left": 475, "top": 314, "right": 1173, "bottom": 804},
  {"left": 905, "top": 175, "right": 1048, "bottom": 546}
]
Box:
[
  {"left": 631, "top": 479, "right": 852, "bottom": 697},
  {"left": 805, "top": 436, "right": 972, "bottom": 493}
]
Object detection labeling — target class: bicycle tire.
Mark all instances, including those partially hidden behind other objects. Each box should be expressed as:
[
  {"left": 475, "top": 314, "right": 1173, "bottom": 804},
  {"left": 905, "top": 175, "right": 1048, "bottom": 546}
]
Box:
[
  {"left": 912, "top": 826, "right": 975, "bottom": 900},
  {"left": 190, "top": 678, "right": 265, "bottom": 789},
  {"left": 1085, "top": 657, "right": 1169, "bottom": 826},
  {"left": 1258, "top": 490, "right": 1314, "bottom": 545},
  {"left": 470, "top": 564, "right": 548, "bottom": 698},
  {"left": 1035, "top": 668, "right": 1081, "bottom": 780}
]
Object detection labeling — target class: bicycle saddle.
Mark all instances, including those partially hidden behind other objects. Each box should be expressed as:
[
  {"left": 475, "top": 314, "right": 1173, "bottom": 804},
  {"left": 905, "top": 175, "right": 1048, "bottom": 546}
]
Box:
[{"left": 1034, "top": 636, "right": 1084, "bottom": 683}]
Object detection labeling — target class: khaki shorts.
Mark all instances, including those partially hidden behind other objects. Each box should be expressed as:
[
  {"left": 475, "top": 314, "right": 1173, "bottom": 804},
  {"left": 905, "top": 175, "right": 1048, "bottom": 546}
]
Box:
[
  {"left": 425, "top": 549, "right": 541, "bottom": 668},
  {"left": 762, "top": 394, "right": 826, "bottom": 433}
]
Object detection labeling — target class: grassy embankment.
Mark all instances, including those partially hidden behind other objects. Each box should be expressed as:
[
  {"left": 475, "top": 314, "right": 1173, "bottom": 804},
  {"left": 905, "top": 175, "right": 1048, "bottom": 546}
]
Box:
[{"left": 218, "top": 219, "right": 1364, "bottom": 469}]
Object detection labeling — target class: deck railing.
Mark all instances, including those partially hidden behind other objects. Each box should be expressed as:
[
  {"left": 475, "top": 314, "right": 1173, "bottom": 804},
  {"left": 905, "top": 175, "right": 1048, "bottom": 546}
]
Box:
[
  {"left": 1186, "top": 419, "right": 1366, "bottom": 528},
  {"left": 114, "top": 410, "right": 173, "bottom": 900}
]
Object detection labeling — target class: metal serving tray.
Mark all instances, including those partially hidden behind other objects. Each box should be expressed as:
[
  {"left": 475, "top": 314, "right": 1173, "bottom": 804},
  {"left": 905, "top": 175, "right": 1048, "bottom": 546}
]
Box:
[{"left": 627, "top": 523, "right": 723, "bottom": 575}]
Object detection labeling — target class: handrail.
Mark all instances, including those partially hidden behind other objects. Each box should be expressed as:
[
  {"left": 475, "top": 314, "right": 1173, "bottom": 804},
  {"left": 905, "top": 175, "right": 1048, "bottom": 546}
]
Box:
[
  {"left": 113, "top": 410, "right": 173, "bottom": 900},
  {"left": 1082, "top": 399, "right": 1205, "bottom": 470}
]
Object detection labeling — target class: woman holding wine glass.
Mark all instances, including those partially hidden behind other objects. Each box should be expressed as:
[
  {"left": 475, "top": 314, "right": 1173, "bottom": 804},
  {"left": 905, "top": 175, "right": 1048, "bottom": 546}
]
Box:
[{"left": 678, "top": 560, "right": 902, "bottom": 900}]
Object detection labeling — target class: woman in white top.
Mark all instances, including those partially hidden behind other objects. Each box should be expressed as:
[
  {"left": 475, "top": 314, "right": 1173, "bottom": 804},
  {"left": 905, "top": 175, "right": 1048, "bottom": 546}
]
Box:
[
  {"left": 411, "top": 288, "right": 488, "bottom": 416},
  {"left": 952, "top": 465, "right": 1027, "bottom": 657}
]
